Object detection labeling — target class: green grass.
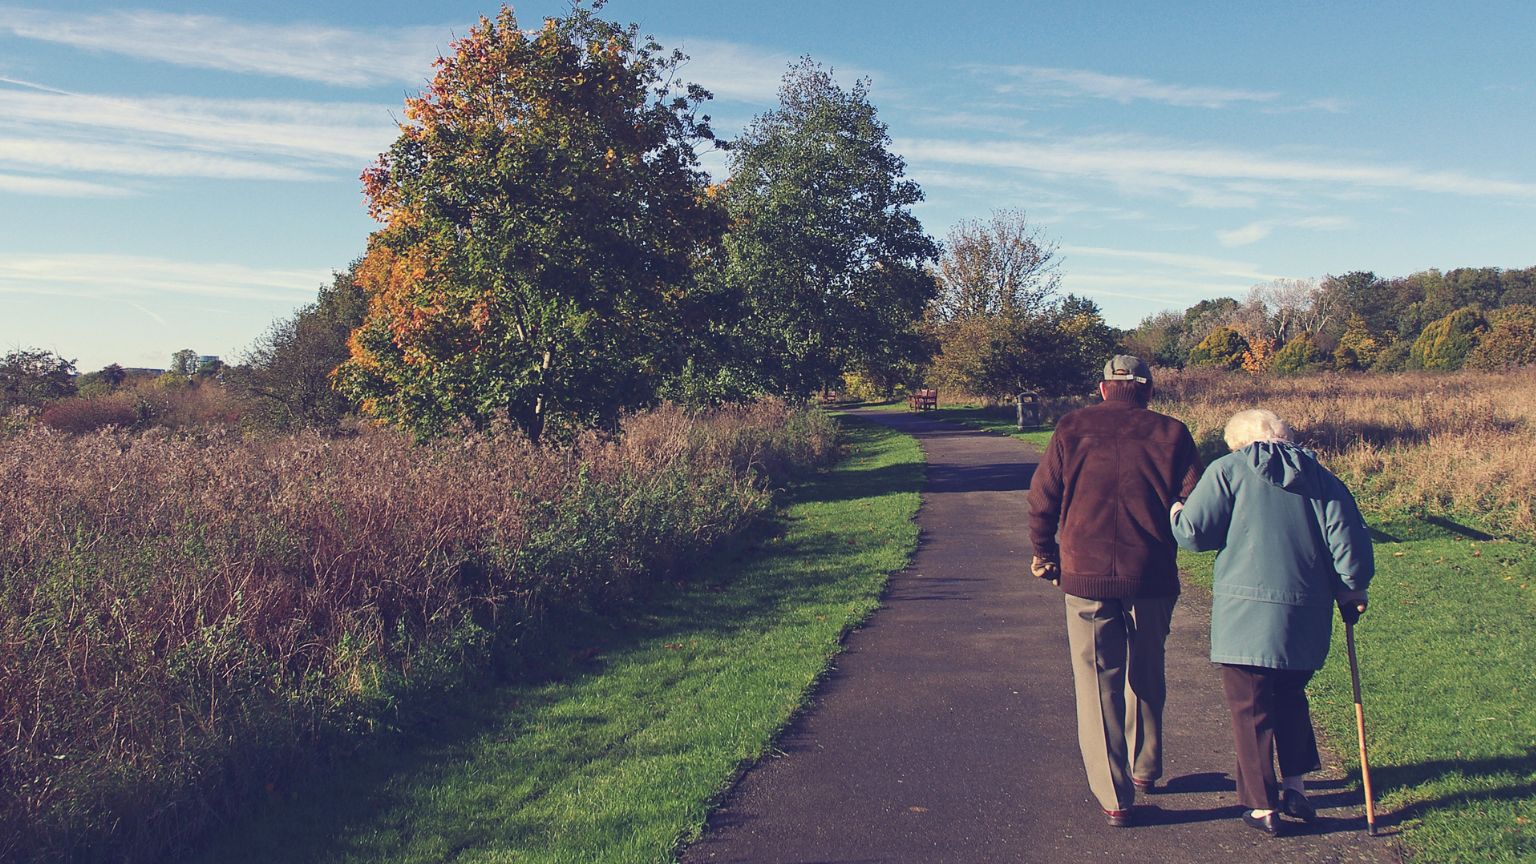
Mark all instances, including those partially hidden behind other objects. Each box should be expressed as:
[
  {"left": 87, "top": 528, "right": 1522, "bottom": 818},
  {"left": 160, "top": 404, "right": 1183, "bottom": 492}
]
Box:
[
  {"left": 1179, "top": 513, "right": 1536, "bottom": 863},
  {"left": 187, "top": 418, "right": 922, "bottom": 864}
]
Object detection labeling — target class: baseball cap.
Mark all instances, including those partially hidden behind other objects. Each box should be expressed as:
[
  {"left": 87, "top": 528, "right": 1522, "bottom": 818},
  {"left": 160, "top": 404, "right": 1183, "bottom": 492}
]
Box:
[{"left": 1103, "top": 354, "right": 1152, "bottom": 385}]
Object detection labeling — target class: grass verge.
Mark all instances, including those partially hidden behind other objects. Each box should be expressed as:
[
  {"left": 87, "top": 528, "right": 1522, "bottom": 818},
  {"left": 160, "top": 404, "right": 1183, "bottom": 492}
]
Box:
[
  {"left": 187, "top": 417, "right": 922, "bottom": 864},
  {"left": 1179, "top": 514, "right": 1536, "bottom": 863}
]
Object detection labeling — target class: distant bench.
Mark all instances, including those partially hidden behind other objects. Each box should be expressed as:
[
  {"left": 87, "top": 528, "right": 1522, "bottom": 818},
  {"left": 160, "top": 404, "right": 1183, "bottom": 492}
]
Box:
[{"left": 907, "top": 388, "right": 937, "bottom": 411}]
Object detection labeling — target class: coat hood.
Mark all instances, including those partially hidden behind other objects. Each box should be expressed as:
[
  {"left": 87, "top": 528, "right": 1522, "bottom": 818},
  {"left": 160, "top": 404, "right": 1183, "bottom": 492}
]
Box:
[{"left": 1239, "top": 440, "right": 1321, "bottom": 494}]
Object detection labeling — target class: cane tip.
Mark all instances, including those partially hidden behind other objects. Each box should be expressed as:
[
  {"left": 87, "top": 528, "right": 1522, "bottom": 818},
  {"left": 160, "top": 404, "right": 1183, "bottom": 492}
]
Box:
[{"left": 1367, "top": 823, "right": 1378, "bottom": 837}]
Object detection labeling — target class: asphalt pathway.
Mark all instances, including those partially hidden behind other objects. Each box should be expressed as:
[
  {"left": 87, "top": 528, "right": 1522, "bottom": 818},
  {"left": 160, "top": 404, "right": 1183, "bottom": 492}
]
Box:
[{"left": 680, "top": 409, "right": 1397, "bottom": 864}]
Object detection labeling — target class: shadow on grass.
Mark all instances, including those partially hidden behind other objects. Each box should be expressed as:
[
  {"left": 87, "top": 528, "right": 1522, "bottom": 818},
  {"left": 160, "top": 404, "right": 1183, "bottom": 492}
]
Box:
[
  {"left": 1419, "top": 514, "right": 1496, "bottom": 542},
  {"left": 1371, "top": 747, "right": 1536, "bottom": 832},
  {"left": 186, "top": 417, "right": 924, "bottom": 864}
]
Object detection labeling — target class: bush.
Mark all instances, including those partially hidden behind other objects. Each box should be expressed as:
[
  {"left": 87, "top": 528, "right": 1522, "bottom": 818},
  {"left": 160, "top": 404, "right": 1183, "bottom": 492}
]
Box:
[
  {"left": 1410, "top": 306, "right": 1488, "bottom": 371},
  {"left": 1269, "top": 333, "right": 1329, "bottom": 376},
  {"left": 0, "top": 399, "right": 835, "bottom": 862},
  {"left": 1465, "top": 305, "right": 1536, "bottom": 370},
  {"left": 38, "top": 394, "right": 139, "bottom": 432},
  {"left": 1186, "top": 326, "right": 1249, "bottom": 369},
  {"left": 1332, "top": 315, "right": 1387, "bottom": 371},
  {"left": 1370, "top": 338, "right": 1413, "bottom": 372}
]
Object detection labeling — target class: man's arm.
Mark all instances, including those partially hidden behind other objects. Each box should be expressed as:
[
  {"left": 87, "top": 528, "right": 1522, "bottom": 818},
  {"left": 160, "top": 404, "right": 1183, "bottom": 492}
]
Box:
[{"left": 1026, "top": 435, "right": 1066, "bottom": 562}]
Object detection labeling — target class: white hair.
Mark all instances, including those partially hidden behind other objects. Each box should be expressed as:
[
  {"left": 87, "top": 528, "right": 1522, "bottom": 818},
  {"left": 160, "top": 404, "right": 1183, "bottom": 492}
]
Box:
[{"left": 1223, "top": 408, "right": 1293, "bottom": 451}]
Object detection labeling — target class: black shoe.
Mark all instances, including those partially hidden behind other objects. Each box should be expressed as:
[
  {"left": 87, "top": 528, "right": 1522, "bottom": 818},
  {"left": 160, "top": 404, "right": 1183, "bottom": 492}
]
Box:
[
  {"left": 1132, "top": 778, "right": 1158, "bottom": 794},
  {"left": 1241, "top": 810, "right": 1282, "bottom": 836},
  {"left": 1280, "top": 789, "right": 1316, "bottom": 822},
  {"left": 1102, "top": 806, "right": 1132, "bottom": 828}
]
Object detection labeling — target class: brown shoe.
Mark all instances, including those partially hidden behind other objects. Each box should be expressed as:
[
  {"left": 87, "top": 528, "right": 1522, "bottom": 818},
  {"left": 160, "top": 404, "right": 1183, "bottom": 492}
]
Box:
[
  {"left": 1102, "top": 807, "right": 1133, "bottom": 828},
  {"left": 1132, "top": 778, "right": 1157, "bottom": 794}
]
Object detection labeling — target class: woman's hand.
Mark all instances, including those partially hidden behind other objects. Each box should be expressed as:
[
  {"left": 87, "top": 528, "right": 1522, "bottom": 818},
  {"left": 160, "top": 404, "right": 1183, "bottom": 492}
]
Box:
[{"left": 1336, "top": 588, "right": 1368, "bottom": 624}]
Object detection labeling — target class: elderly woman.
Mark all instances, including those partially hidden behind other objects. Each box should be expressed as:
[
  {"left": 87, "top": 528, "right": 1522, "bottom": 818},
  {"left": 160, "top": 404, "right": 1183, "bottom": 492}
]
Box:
[{"left": 1170, "top": 409, "right": 1372, "bottom": 837}]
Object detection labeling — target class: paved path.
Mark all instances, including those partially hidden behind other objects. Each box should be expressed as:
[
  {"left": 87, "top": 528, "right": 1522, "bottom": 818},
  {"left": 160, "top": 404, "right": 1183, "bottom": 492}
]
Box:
[{"left": 681, "top": 410, "right": 1397, "bottom": 864}]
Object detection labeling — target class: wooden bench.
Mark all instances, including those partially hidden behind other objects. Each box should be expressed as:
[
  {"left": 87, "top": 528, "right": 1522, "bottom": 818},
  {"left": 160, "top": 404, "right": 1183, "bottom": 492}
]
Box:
[{"left": 907, "top": 388, "right": 937, "bottom": 411}]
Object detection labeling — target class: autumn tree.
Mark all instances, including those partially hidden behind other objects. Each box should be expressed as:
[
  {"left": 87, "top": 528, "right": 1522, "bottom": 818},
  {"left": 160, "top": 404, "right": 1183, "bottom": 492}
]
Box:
[
  {"left": 336, "top": 4, "right": 723, "bottom": 440},
  {"left": 717, "top": 59, "right": 939, "bottom": 397}
]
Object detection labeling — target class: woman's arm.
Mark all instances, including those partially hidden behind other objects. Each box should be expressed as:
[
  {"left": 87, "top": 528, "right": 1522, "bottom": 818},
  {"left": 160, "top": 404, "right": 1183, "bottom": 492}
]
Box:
[{"left": 1171, "top": 461, "right": 1234, "bottom": 552}]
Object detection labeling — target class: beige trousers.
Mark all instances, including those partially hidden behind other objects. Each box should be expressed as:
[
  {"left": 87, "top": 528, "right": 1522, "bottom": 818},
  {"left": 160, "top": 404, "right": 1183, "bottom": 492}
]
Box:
[{"left": 1063, "top": 593, "right": 1177, "bottom": 812}]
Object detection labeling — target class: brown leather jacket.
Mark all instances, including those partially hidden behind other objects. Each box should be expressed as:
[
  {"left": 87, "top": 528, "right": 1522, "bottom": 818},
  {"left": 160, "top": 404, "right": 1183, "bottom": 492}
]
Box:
[{"left": 1027, "top": 397, "right": 1202, "bottom": 599}]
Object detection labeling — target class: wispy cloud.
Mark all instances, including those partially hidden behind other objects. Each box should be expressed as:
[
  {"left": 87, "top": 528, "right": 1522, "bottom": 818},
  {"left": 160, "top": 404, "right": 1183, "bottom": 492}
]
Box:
[
  {"left": 987, "top": 65, "right": 1283, "bottom": 109},
  {"left": 0, "top": 254, "right": 331, "bottom": 303},
  {"left": 0, "top": 83, "right": 397, "bottom": 165},
  {"left": 0, "top": 171, "right": 132, "bottom": 197},
  {"left": 1063, "top": 244, "right": 1282, "bottom": 283},
  {"left": 0, "top": 136, "right": 320, "bottom": 181},
  {"left": 897, "top": 135, "right": 1536, "bottom": 203},
  {"left": 0, "top": 78, "right": 400, "bottom": 193},
  {"left": 1217, "top": 215, "right": 1353, "bottom": 247},
  {"left": 0, "top": 6, "right": 445, "bottom": 87},
  {"left": 1058, "top": 245, "right": 1292, "bottom": 316},
  {"left": 668, "top": 37, "right": 800, "bottom": 104}
]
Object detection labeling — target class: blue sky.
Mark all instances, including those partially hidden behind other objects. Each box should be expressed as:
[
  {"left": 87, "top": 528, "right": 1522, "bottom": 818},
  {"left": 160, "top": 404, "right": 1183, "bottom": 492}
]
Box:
[{"left": 3, "top": 0, "right": 1534, "bottom": 372}]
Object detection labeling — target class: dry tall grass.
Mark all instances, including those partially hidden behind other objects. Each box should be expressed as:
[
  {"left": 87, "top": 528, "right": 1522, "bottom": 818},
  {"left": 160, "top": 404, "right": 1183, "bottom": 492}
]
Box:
[
  {"left": 1153, "top": 367, "right": 1536, "bottom": 536},
  {"left": 0, "top": 399, "right": 836, "bottom": 863}
]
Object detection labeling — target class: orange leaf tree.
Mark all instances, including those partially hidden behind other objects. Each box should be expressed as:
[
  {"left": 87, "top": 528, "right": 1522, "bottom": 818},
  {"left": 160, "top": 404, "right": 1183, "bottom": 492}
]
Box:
[{"left": 337, "top": 4, "right": 724, "bottom": 441}]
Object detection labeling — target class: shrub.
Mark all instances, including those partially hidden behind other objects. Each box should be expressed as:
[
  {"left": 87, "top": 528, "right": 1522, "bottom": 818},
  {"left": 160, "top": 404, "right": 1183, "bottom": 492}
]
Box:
[
  {"left": 0, "top": 399, "right": 835, "bottom": 862},
  {"left": 1186, "top": 326, "right": 1249, "bottom": 369},
  {"left": 1370, "top": 338, "right": 1413, "bottom": 372},
  {"left": 1332, "top": 315, "right": 1387, "bottom": 371},
  {"left": 38, "top": 394, "right": 139, "bottom": 432},
  {"left": 1269, "top": 333, "right": 1329, "bottom": 376},
  {"left": 1410, "top": 306, "right": 1488, "bottom": 371},
  {"left": 1465, "top": 305, "right": 1536, "bottom": 370}
]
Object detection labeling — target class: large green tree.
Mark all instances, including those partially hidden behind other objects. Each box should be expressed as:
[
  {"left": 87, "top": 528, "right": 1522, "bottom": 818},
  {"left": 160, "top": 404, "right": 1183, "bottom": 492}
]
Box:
[
  {"left": 336, "top": 4, "right": 723, "bottom": 441},
  {"left": 718, "top": 59, "right": 939, "bottom": 397}
]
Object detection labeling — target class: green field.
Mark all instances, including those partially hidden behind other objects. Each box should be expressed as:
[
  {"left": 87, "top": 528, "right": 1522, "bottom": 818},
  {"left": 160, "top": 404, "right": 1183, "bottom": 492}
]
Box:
[{"left": 188, "top": 418, "right": 922, "bottom": 864}]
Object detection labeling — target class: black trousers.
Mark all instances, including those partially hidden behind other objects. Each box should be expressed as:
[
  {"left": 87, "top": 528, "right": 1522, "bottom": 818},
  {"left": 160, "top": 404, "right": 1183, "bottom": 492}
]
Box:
[{"left": 1219, "top": 664, "right": 1322, "bottom": 810}]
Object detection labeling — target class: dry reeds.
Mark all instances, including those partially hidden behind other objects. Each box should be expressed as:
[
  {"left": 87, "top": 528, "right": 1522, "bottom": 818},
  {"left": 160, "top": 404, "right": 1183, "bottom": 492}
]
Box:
[
  {"left": 1153, "top": 367, "right": 1536, "bottom": 536},
  {"left": 0, "top": 398, "right": 836, "bottom": 862}
]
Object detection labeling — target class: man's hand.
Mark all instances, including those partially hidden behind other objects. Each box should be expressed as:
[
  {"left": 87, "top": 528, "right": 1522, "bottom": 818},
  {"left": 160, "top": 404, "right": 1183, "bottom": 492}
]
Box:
[
  {"left": 1336, "top": 589, "right": 1368, "bottom": 625},
  {"left": 1030, "top": 555, "right": 1060, "bottom": 585}
]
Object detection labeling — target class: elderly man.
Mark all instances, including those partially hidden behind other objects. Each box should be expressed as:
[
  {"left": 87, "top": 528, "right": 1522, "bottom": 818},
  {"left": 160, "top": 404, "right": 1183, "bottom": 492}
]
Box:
[{"left": 1026, "top": 355, "right": 1202, "bottom": 827}]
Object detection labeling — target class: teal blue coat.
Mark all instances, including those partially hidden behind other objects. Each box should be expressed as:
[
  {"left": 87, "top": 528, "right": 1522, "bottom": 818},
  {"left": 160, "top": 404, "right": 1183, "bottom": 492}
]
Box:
[{"left": 1171, "top": 442, "right": 1373, "bottom": 670}]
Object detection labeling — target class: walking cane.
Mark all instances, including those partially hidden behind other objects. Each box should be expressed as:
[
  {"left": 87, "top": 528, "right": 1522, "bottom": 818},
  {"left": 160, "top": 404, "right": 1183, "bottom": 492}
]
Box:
[{"left": 1344, "top": 614, "right": 1378, "bottom": 836}]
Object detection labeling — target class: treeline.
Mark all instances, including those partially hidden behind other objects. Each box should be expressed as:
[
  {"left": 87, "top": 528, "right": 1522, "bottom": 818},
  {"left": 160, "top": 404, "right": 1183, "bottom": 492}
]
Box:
[
  {"left": 7, "top": 2, "right": 1127, "bottom": 438},
  {"left": 1125, "top": 267, "right": 1536, "bottom": 374}
]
